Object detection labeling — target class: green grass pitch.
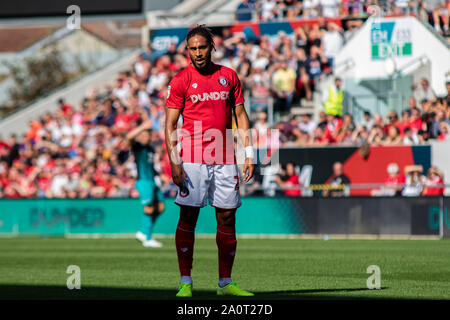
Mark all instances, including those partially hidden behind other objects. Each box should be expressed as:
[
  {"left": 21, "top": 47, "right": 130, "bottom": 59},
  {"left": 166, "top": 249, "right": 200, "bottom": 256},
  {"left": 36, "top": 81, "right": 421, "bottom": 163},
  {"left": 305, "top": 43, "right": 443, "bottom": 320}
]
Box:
[{"left": 0, "top": 237, "right": 449, "bottom": 300}]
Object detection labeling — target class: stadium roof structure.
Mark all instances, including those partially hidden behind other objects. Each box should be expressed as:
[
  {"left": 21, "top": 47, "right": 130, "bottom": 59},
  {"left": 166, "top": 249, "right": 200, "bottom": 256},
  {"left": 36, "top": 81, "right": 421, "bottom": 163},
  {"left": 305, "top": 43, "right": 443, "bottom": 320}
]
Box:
[
  {"left": 0, "top": 20, "right": 146, "bottom": 54},
  {"left": 0, "top": 25, "right": 63, "bottom": 53},
  {"left": 80, "top": 20, "right": 146, "bottom": 49}
]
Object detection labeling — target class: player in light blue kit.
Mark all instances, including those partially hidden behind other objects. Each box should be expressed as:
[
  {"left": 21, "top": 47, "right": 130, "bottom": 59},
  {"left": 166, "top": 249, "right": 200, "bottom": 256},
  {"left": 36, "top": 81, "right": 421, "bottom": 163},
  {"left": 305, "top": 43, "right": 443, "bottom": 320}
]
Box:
[{"left": 127, "top": 120, "right": 165, "bottom": 248}]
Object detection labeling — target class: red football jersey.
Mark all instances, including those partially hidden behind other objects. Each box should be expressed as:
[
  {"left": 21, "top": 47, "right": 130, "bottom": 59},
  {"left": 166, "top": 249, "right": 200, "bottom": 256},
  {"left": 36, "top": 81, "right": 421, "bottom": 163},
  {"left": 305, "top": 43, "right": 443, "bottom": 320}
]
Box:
[
  {"left": 384, "top": 174, "right": 405, "bottom": 186},
  {"left": 423, "top": 176, "right": 444, "bottom": 196},
  {"left": 166, "top": 63, "right": 245, "bottom": 164}
]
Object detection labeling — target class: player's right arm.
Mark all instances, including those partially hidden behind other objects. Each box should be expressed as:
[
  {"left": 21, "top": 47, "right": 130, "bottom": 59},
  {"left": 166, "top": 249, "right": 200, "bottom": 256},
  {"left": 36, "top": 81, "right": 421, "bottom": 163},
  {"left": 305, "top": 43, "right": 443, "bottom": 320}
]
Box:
[
  {"left": 165, "top": 73, "right": 190, "bottom": 192},
  {"left": 165, "top": 107, "right": 188, "bottom": 191}
]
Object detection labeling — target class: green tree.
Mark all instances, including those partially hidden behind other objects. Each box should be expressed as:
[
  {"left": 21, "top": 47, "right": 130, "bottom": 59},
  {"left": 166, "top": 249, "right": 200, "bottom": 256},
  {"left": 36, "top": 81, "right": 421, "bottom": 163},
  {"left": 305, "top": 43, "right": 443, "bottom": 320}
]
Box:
[{"left": 1, "top": 45, "right": 87, "bottom": 116}]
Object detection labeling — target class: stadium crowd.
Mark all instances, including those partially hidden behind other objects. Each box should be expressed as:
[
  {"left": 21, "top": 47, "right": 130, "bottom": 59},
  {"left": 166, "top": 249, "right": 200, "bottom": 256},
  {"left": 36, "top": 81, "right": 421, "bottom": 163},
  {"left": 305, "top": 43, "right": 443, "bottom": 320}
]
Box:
[
  {"left": 0, "top": 22, "right": 449, "bottom": 199},
  {"left": 236, "top": 0, "right": 450, "bottom": 36},
  {"left": 267, "top": 82, "right": 450, "bottom": 147},
  {"left": 259, "top": 161, "right": 446, "bottom": 198}
]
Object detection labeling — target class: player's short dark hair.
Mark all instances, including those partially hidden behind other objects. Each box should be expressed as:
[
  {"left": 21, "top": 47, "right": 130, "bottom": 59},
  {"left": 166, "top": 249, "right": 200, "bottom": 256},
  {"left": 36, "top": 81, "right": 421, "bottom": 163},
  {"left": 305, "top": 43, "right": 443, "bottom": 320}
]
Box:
[{"left": 186, "top": 24, "right": 215, "bottom": 51}]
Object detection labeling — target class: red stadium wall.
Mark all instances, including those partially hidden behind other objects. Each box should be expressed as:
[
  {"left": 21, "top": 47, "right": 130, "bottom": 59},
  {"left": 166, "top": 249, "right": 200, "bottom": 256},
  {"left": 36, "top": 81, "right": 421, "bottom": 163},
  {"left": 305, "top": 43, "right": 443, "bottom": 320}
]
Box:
[
  {"left": 340, "top": 146, "right": 415, "bottom": 196},
  {"left": 278, "top": 145, "right": 431, "bottom": 196}
]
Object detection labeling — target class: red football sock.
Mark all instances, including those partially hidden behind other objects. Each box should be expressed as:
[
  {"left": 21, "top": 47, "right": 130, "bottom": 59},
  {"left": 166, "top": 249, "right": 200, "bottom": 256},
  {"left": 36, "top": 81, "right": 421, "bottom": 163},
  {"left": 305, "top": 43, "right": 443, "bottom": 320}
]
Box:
[
  {"left": 175, "top": 220, "right": 196, "bottom": 277},
  {"left": 216, "top": 225, "right": 237, "bottom": 279}
]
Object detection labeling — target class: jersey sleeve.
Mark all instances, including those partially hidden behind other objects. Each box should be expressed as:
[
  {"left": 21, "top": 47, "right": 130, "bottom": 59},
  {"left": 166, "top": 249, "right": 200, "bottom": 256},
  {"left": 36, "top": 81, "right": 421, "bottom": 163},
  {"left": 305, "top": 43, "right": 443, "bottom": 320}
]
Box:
[
  {"left": 166, "top": 75, "right": 185, "bottom": 109},
  {"left": 231, "top": 71, "right": 245, "bottom": 107}
]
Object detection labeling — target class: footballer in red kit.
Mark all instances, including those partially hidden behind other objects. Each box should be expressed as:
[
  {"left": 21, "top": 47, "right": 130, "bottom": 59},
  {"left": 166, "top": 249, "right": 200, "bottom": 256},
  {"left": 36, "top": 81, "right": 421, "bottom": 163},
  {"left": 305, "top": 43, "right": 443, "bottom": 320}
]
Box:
[
  {"left": 165, "top": 25, "right": 255, "bottom": 297},
  {"left": 166, "top": 62, "right": 244, "bottom": 164}
]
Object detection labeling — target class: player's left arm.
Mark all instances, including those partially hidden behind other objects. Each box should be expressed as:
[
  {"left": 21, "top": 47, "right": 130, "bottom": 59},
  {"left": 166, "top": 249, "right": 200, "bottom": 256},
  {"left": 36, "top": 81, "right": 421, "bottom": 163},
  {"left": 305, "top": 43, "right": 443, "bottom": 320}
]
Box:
[
  {"left": 126, "top": 119, "right": 152, "bottom": 142},
  {"left": 234, "top": 103, "right": 255, "bottom": 183}
]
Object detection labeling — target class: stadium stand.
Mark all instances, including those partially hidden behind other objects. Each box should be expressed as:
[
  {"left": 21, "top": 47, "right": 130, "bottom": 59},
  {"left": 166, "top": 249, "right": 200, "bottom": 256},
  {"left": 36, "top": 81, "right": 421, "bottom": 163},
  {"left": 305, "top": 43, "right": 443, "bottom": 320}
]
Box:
[
  {"left": 0, "top": 26, "right": 448, "bottom": 199},
  {"left": 235, "top": 0, "right": 450, "bottom": 37},
  {"left": 0, "top": 1, "right": 449, "bottom": 199}
]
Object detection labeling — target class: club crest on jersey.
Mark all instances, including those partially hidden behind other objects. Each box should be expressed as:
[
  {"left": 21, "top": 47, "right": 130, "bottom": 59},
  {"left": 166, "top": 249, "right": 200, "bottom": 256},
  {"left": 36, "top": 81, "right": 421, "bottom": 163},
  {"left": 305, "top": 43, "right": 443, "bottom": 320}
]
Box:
[
  {"left": 192, "top": 83, "right": 198, "bottom": 89},
  {"left": 218, "top": 77, "right": 228, "bottom": 87}
]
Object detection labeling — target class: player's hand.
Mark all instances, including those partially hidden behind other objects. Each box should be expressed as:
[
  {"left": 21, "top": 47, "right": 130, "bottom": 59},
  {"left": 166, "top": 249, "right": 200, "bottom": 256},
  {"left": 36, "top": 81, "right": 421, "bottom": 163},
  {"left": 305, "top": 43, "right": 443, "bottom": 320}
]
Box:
[
  {"left": 171, "top": 164, "right": 189, "bottom": 194},
  {"left": 140, "top": 119, "right": 153, "bottom": 130},
  {"left": 243, "top": 158, "right": 255, "bottom": 183}
]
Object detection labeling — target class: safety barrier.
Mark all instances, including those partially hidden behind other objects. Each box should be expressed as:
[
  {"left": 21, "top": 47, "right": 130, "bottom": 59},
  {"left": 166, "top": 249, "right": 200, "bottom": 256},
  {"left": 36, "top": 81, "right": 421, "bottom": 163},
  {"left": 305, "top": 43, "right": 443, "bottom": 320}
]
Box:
[{"left": 0, "top": 197, "right": 448, "bottom": 238}]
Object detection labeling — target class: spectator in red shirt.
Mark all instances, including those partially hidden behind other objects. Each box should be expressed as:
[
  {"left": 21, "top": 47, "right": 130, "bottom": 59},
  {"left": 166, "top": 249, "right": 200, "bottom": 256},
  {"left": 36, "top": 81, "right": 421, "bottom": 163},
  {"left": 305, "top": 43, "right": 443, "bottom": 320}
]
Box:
[
  {"left": 409, "top": 107, "right": 424, "bottom": 133},
  {"left": 275, "top": 162, "right": 301, "bottom": 196},
  {"left": 384, "top": 162, "right": 405, "bottom": 195},
  {"left": 336, "top": 113, "right": 355, "bottom": 143},
  {"left": 382, "top": 126, "right": 403, "bottom": 145},
  {"left": 58, "top": 98, "right": 73, "bottom": 117},
  {"left": 36, "top": 170, "right": 52, "bottom": 197},
  {"left": 397, "top": 110, "right": 412, "bottom": 135},
  {"left": 310, "top": 126, "right": 328, "bottom": 145},
  {"left": 438, "top": 121, "right": 450, "bottom": 140},
  {"left": 422, "top": 167, "right": 444, "bottom": 196},
  {"left": 324, "top": 113, "right": 342, "bottom": 143},
  {"left": 96, "top": 172, "right": 114, "bottom": 194},
  {"left": 26, "top": 120, "right": 42, "bottom": 141},
  {"left": 384, "top": 111, "right": 399, "bottom": 134},
  {"left": 371, "top": 162, "right": 405, "bottom": 196},
  {"left": 114, "top": 105, "right": 131, "bottom": 133}
]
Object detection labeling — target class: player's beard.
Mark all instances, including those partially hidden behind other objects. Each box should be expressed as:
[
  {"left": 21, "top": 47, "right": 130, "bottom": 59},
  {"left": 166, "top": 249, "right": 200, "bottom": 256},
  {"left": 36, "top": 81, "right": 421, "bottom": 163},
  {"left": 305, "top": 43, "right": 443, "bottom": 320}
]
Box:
[{"left": 191, "top": 52, "right": 212, "bottom": 73}]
